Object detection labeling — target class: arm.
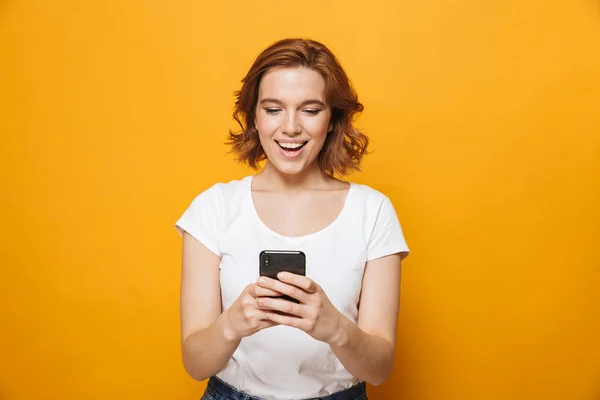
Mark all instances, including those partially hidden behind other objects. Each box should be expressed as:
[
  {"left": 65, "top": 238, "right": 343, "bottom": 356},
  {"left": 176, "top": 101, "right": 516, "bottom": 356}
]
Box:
[
  {"left": 179, "top": 232, "right": 239, "bottom": 381},
  {"left": 180, "top": 232, "right": 282, "bottom": 381},
  {"left": 329, "top": 253, "right": 403, "bottom": 385}
]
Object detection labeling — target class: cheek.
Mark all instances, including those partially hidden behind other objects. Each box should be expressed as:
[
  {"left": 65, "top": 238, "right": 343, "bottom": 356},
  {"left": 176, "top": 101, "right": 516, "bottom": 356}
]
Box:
[
  {"left": 304, "top": 117, "right": 330, "bottom": 139},
  {"left": 256, "top": 114, "right": 280, "bottom": 136}
]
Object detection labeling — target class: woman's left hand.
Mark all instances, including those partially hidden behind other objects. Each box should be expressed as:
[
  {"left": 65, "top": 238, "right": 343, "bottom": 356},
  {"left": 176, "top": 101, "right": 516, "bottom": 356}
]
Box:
[{"left": 255, "top": 272, "right": 343, "bottom": 345}]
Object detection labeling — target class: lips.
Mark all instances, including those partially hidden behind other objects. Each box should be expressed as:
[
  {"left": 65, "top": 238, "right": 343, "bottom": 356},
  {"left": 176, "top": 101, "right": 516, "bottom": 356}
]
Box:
[{"left": 275, "top": 140, "right": 308, "bottom": 159}]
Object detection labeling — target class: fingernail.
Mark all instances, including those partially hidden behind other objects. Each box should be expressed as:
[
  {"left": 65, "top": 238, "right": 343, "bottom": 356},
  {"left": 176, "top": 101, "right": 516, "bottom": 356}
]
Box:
[{"left": 258, "top": 277, "right": 267, "bottom": 284}]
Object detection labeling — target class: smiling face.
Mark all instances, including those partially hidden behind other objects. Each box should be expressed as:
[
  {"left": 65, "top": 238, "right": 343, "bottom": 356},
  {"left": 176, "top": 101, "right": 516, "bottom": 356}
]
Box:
[{"left": 254, "top": 67, "right": 332, "bottom": 176}]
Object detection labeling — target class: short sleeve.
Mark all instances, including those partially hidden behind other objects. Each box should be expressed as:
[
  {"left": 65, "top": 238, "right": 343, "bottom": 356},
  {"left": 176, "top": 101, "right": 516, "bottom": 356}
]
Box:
[
  {"left": 367, "top": 197, "right": 410, "bottom": 262},
  {"left": 174, "top": 184, "right": 222, "bottom": 257}
]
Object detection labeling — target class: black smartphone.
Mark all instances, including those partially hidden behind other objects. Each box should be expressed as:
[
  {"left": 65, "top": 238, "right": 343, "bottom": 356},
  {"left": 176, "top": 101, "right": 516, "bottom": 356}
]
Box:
[{"left": 259, "top": 250, "right": 306, "bottom": 303}]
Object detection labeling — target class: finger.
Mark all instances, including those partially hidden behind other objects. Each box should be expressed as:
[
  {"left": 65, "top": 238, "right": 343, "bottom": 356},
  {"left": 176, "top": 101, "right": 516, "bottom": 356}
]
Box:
[
  {"left": 254, "top": 284, "right": 284, "bottom": 298},
  {"left": 247, "top": 283, "right": 258, "bottom": 298},
  {"left": 259, "top": 320, "right": 280, "bottom": 330},
  {"left": 257, "top": 276, "right": 309, "bottom": 303},
  {"left": 277, "top": 272, "right": 319, "bottom": 294},
  {"left": 258, "top": 311, "right": 280, "bottom": 327},
  {"left": 257, "top": 296, "right": 309, "bottom": 318},
  {"left": 248, "top": 283, "right": 282, "bottom": 299},
  {"left": 264, "top": 311, "right": 308, "bottom": 330}
]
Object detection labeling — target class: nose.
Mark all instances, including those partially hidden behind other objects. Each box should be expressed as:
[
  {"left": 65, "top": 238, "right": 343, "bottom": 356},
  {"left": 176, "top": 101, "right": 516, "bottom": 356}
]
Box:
[{"left": 282, "top": 111, "right": 301, "bottom": 135}]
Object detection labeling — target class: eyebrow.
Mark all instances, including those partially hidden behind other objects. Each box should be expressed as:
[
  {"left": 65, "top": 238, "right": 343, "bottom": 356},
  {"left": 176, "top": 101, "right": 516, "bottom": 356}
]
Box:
[{"left": 259, "top": 98, "right": 326, "bottom": 107}]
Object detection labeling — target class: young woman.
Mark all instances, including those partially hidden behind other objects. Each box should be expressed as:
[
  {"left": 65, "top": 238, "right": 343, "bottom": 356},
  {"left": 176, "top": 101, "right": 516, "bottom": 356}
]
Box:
[{"left": 175, "top": 38, "right": 410, "bottom": 400}]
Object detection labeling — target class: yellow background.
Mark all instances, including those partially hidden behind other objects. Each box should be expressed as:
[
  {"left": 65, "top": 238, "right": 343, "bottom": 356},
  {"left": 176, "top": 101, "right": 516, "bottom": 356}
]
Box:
[{"left": 1, "top": 1, "right": 599, "bottom": 399}]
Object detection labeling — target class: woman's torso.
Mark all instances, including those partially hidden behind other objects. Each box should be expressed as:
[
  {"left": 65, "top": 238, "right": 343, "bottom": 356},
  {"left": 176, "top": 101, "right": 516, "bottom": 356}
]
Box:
[{"left": 208, "top": 175, "right": 388, "bottom": 399}]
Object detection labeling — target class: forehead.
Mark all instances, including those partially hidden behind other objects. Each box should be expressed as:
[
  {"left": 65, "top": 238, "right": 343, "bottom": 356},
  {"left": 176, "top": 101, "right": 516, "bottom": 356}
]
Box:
[{"left": 258, "top": 67, "right": 327, "bottom": 102}]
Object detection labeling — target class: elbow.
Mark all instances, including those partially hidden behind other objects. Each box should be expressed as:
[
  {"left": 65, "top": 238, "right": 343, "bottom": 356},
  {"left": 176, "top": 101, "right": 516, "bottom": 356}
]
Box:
[
  {"left": 182, "top": 345, "right": 212, "bottom": 382},
  {"left": 366, "top": 373, "right": 392, "bottom": 387},
  {"left": 190, "top": 373, "right": 210, "bottom": 382},
  {"left": 365, "top": 356, "right": 395, "bottom": 386},
  {"left": 366, "top": 371, "right": 391, "bottom": 387},
  {"left": 182, "top": 358, "right": 211, "bottom": 382},
  {"left": 367, "top": 377, "right": 385, "bottom": 387}
]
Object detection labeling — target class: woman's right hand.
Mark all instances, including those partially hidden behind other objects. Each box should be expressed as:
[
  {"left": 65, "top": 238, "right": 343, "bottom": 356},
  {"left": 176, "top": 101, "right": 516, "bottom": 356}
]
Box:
[{"left": 221, "top": 282, "right": 282, "bottom": 341}]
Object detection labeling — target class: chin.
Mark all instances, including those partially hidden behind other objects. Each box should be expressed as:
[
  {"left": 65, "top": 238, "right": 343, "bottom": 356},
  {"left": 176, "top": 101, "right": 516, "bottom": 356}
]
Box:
[{"left": 270, "top": 162, "right": 307, "bottom": 176}]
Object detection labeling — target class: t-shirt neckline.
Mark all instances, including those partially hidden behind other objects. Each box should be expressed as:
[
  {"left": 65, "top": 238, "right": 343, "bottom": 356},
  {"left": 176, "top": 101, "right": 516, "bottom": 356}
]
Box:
[{"left": 245, "top": 175, "right": 354, "bottom": 240}]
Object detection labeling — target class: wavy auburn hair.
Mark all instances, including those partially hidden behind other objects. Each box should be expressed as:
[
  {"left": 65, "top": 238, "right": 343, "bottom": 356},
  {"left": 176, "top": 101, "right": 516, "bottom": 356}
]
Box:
[{"left": 227, "top": 38, "right": 368, "bottom": 176}]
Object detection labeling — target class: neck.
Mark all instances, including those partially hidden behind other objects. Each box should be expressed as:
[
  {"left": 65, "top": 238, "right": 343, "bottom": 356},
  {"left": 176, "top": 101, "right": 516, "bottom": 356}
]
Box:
[{"left": 255, "top": 161, "right": 332, "bottom": 191}]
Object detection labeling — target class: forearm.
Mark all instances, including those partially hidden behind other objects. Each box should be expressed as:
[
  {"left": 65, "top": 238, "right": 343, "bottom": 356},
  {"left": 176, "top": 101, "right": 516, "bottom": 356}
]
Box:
[
  {"left": 329, "top": 316, "right": 396, "bottom": 386},
  {"left": 181, "top": 310, "right": 240, "bottom": 381}
]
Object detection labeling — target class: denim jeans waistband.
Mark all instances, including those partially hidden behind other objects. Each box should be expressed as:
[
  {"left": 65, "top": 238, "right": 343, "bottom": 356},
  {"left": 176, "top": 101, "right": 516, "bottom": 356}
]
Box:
[{"left": 205, "top": 376, "right": 367, "bottom": 400}]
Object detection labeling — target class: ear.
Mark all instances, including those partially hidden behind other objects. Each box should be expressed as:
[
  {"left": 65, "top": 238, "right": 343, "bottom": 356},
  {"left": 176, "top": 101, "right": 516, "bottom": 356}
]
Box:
[{"left": 328, "top": 122, "right": 333, "bottom": 133}]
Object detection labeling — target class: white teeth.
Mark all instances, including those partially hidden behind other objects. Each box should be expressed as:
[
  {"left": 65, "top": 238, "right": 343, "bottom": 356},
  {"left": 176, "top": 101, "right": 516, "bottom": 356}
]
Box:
[{"left": 278, "top": 142, "right": 305, "bottom": 149}]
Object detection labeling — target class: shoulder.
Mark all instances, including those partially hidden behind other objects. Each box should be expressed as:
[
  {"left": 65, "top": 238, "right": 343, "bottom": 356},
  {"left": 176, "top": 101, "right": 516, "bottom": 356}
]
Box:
[
  {"left": 189, "top": 176, "right": 250, "bottom": 204},
  {"left": 349, "top": 182, "right": 391, "bottom": 208},
  {"left": 181, "top": 176, "right": 251, "bottom": 224},
  {"left": 176, "top": 176, "right": 250, "bottom": 232},
  {"left": 347, "top": 182, "right": 402, "bottom": 229}
]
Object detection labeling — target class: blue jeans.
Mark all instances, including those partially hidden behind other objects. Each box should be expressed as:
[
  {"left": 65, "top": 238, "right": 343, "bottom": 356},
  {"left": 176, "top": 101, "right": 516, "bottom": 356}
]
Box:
[{"left": 201, "top": 376, "right": 368, "bottom": 400}]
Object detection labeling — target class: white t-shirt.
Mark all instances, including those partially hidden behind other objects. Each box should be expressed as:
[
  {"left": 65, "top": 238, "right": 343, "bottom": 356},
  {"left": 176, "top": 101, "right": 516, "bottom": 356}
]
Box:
[{"left": 175, "top": 175, "right": 409, "bottom": 400}]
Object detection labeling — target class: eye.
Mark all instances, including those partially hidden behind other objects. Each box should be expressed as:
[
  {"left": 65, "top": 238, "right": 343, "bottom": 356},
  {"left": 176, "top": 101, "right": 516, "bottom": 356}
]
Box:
[
  {"left": 303, "top": 109, "right": 321, "bottom": 116},
  {"left": 265, "top": 108, "right": 281, "bottom": 115}
]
